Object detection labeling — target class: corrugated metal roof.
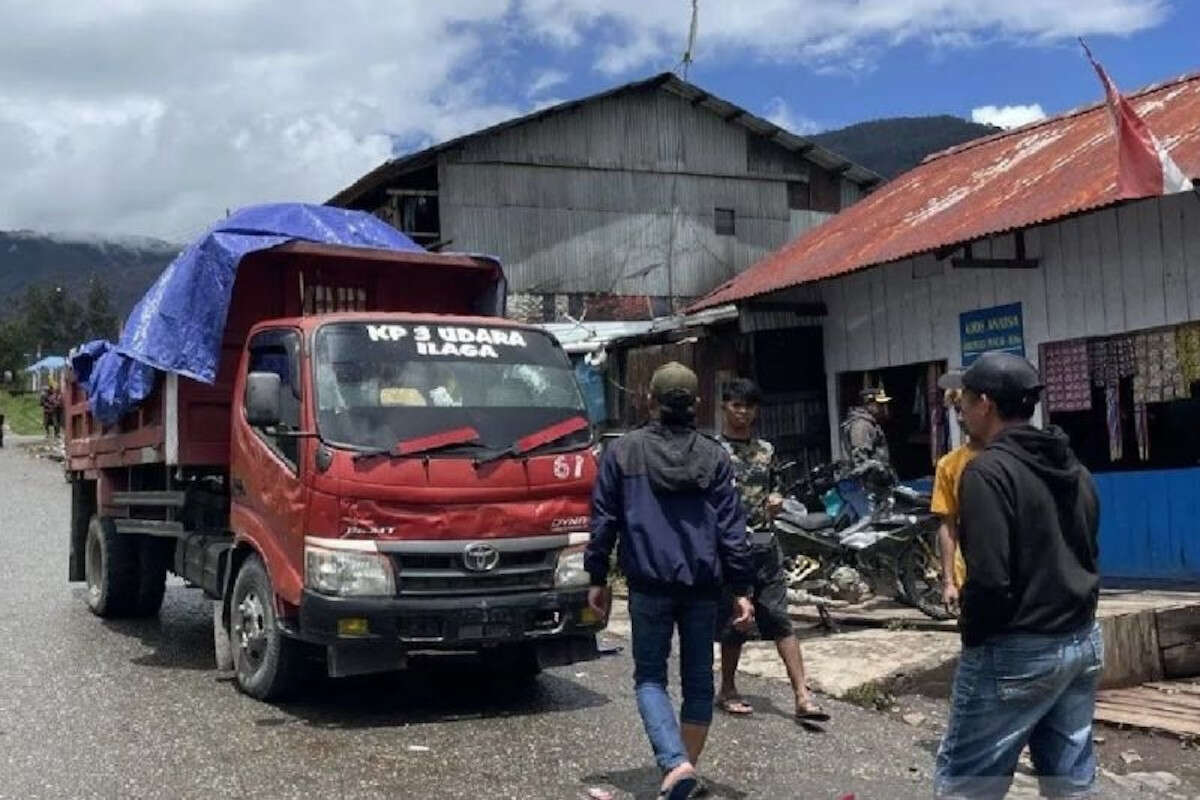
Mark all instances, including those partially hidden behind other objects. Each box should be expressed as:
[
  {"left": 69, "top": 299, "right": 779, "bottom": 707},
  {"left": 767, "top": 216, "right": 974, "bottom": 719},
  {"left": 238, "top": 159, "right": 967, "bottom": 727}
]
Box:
[
  {"left": 327, "top": 73, "right": 882, "bottom": 208},
  {"left": 691, "top": 71, "right": 1200, "bottom": 311}
]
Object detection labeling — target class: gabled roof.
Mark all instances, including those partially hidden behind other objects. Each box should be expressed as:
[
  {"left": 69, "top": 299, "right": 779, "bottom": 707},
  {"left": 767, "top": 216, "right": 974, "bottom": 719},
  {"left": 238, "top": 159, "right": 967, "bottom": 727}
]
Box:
[
  {"left": 691, "top": 70, "right": 1200, "bottom": 311},
  {"left": 327, "top": 72, "right": 883, "bottom": 208}
]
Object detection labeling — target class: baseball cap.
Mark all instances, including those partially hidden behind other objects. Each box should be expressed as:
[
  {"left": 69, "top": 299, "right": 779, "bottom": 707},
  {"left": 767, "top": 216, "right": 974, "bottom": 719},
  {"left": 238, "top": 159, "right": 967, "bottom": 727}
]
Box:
[
  {"left": 961, "top": 352, "right": 1043, "bottom": 399},
  {"left": 860, "top": 386, "right": 892, "bottom": 403},
  {"left": 650, "top": 361, "right": 699, "bottom": 404},
  {"left": 937, "top": 370, "right": 963, "bottom": 391}
]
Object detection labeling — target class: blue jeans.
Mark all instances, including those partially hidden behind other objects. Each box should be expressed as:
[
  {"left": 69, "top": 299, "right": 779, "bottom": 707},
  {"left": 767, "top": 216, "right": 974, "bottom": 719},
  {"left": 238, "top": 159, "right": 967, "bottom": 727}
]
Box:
[
  {"left": 935, "top": 623, "right": 1104, "bottom": 799},
  {"left": 628, "top": 591, "right": 717, "bottom": 772}
]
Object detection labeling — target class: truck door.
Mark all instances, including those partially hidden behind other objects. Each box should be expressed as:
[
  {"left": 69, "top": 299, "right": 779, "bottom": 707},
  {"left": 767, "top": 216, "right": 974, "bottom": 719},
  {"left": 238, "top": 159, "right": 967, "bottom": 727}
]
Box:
[{"left": 231, "top": 327, "right": 308, "bottom": 602}]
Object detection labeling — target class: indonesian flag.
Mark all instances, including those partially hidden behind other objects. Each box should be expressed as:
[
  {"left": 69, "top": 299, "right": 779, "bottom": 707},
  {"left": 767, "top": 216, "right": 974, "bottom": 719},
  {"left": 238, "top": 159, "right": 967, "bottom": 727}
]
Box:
[{"left": 1081, "top": 39, "right": 1194, "bottom": 198}]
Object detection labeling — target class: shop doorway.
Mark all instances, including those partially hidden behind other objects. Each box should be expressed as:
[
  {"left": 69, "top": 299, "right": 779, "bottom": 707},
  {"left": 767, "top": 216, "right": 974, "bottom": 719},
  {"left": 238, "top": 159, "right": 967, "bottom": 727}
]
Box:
[{"left": 837, "top": 360, "right": 948, "bottom": 481}]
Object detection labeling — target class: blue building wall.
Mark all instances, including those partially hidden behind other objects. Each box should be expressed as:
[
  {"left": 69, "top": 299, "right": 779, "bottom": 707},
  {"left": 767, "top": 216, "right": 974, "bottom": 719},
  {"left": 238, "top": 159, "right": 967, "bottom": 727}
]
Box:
[{"left": 1094, "top": 467, "right": 1200, "bottom": 581}]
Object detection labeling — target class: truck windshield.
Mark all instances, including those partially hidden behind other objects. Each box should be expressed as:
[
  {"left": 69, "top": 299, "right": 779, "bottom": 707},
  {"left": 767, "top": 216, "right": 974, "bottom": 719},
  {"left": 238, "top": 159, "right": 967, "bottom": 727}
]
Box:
[{"left": 313, "top": 322, "right": 590, "bottom": 453}]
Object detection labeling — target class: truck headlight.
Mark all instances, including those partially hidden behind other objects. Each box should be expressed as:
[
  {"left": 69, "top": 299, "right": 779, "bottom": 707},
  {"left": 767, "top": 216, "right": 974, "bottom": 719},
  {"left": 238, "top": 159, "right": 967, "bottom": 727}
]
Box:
[
  {"left": 305, "top": 546, "right": 396, "bottom": 597},
  {"left": 554, "top": 545, "right": 590, "bottom": 589}
]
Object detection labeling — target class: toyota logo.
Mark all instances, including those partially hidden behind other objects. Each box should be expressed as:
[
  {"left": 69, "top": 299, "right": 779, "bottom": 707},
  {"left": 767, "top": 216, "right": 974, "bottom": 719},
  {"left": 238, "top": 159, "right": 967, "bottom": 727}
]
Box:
[{"left": 462, "top": 543, "right": 500, "bottom": 572}]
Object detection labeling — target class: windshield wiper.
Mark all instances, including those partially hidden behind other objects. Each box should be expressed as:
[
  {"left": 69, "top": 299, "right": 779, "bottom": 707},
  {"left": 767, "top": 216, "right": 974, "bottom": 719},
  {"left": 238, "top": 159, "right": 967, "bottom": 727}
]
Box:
[
  {"left": 352, "top": 426, "right": 484, "bottom": 461},
  {"left": 474, "top": 416, "right": 590, "bottom": 466}
]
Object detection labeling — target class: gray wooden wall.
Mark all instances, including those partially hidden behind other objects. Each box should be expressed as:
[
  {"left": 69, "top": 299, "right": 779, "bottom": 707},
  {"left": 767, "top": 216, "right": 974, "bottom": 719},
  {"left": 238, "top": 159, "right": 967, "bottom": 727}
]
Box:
[{"left": 437, "top": 89, "right": 851, "bottom": 298}]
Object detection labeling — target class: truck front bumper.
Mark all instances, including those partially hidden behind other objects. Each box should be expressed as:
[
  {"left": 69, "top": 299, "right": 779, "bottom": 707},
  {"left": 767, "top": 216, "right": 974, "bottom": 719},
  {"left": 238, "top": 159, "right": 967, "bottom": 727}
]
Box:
[{"left": 293, "top": 587, "right": 604, "bottom": 676}]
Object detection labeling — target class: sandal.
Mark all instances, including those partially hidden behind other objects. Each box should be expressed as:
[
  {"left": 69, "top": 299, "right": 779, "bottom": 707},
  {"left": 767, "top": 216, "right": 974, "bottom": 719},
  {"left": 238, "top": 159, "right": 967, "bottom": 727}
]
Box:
[
  {"left": 716, "top": 696, "right": 754, "bottom": 715},
  {"left": 795, "top": 701, "right": 830, "bottom": 722},
  {"left": 658, "top": 766, "right": 698, "bottom": 800},
  {"left": 688, "top": 776, "right": 710, "bottom": 798}
]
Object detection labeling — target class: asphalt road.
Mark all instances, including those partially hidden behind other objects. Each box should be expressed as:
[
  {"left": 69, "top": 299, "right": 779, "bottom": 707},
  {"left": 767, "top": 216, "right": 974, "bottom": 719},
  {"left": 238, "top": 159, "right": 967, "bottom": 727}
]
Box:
[{"left": 0, "top": 442, "right": 1138, "bottom": 800}]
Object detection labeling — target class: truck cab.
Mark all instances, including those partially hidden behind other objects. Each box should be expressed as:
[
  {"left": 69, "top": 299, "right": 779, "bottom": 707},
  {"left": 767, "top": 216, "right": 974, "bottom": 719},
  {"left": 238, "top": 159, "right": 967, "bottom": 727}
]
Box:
[{"left": 229, "top": 314, "right": 601, "bottom": 695}]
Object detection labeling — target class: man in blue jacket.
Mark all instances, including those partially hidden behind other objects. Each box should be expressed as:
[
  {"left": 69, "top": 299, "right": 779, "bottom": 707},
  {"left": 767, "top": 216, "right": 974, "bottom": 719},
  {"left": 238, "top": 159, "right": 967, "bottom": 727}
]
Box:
[{"left": 586, "top": 362, "right": 755, "bottom": 800}]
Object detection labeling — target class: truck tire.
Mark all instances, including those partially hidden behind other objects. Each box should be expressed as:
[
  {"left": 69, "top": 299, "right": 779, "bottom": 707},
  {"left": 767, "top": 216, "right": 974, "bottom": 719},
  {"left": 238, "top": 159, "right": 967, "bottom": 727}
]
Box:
[
  {"left": 213, "top": 600, "right": 234, "bottom": 671},
  {"left": 132, "top": 537, "right": 171, "bottom": 617},
  {"left": 230, "top": 555, "right": 301, "bottom": 700},
  {"left": 84, "top": 516, "right": 139, "bottom": 617}
]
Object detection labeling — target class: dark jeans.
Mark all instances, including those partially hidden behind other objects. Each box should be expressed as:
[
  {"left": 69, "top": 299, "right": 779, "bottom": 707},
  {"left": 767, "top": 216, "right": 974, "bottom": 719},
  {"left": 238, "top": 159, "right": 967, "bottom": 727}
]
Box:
[
  {"left": 629, "top": 590, "right": 717, "bottom": 772},
  {"left": 935, "top": 623, "right": 1104, "bottom": 799}
]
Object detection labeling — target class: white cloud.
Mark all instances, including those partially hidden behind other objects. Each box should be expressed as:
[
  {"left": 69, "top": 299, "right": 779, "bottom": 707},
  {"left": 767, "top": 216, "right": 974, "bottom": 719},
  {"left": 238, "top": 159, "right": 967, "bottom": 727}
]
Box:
[
  {"left": 0, "top": 0, "right": 1168, "bottom": 238},
  {"left": 528, "top": 69, "right": 569, "bottom": 97},
  {"left": 971, "top": 103, "right": 1049, "bottom": 129},
  {"left": 763, "top": 97, "right": 822, "bottom": 136},
  {"left": 0, "top": 1, "right": 517, "bottom": 240},
  {"left": 518, "top": 0, "right": 1166, "bottom": 75}
]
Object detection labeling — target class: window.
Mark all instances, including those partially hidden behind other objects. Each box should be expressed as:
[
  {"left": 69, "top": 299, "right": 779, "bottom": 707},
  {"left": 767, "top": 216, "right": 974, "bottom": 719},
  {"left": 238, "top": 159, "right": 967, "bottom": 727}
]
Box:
[
  {"left": 715, "top": 207, "right": 736, "bottom": 236},
  {"left": 303, "top": 284, "right": 367, "bottom": 315},
  {"left": 787, "top": 181, "right": 811, "bottom": 211},
  {"left": 246, "top": 328, "right": 302, "bottom": 468}
]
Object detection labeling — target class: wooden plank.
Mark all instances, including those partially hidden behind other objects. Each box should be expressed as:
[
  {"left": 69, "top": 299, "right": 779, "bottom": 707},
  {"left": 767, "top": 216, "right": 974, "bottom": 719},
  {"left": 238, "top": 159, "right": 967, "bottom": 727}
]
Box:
[
  {"left": 822, "top": 278, "right": 849, "bottom": 375},
  {"left": 1097, "top": 207, "right": 1126, "bottom": 334},
  {"left": 885, "top": 261, "right": 906, "bottom": 367},
  {"left": 1117, "top": 202, "right": 1149, "bottom": 331},
  {"left": 1155, "top": 605, "right": 1200, "bottom": 650},
  {"left": 1144, "top": 681, "right": 1200, "bottom": 696},
  {"left": 1161, "top": 194, "right": 1191, "bottom": 325},
  {"left": 1018, "top": 227, "right": 1050, "bottom": 365},
  {"left": 1076, "top": 212, "right": 1107, "bottom": 336},
  {"left": 1093, "top": 708, "right": 1200, "bottom": 736},
  {"left": 1183, "top": 189, "right": 1200, "bottom": 320},
  {"left": 1098, "top": 609, "right": 1164, "bottom": 689},
  {"left": 1096, "top": 696, "right": 1200, "bottom": 721},
  {"left": 1041, "top": 222, "right": 1067, "bottom": 341},
  {"left": 1136, "top": 197, "right": 1168, "bottom": 328},
  {"left": 1058, "top": 216, "right": 1085, "bottom": 339},
  {"left": 869, "top": 266, "right": 889, "bottom": 367},
  {"left": 1163, "top": 642, "right": 1200, "bottom": 680}
]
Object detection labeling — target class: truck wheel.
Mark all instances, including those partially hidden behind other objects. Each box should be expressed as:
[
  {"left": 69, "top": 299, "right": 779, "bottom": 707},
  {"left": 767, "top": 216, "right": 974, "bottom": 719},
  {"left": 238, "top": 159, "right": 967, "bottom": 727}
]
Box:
[
  {"left": 132, "top": 537, "right": 171, "bottom": 617},
  {"left": 213, "top": 600, "right": 234, "bottom": 671},
  {"left": 84, "top": 516, "right": 139, "bottom": 617},
  {"left": 230, "top": 555, "right": 301, "bottom": 700}
]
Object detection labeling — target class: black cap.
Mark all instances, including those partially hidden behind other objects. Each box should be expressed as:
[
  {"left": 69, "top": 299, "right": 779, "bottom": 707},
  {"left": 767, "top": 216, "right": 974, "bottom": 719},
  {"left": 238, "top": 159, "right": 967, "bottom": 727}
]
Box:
[
  {"left": 937, "top": 370, "right": 963, "bottom": 391},
  {"left": 961, "top": 352, "right": 1043, "bottom": 399}
]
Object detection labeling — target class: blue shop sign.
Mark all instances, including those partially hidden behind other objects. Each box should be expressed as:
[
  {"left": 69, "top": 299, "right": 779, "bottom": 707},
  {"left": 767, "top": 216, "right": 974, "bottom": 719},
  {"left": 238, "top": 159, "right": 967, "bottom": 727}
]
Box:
[{"left": 960, "top": 302, "right": 1025, "bottom": 366}]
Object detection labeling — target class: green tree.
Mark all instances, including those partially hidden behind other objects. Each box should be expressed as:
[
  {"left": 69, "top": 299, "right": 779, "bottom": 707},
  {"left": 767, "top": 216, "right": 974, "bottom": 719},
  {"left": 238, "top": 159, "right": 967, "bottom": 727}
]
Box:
[{"left": 83, "top": 276, "right": 118, "bottom": 341}]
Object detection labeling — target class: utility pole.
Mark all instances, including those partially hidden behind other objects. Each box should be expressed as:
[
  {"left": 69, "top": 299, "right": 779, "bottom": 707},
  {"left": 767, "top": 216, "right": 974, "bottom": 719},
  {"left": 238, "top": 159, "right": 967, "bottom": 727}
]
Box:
[{"left": 680, "top": 0, "right": 699, "bottom": 80}]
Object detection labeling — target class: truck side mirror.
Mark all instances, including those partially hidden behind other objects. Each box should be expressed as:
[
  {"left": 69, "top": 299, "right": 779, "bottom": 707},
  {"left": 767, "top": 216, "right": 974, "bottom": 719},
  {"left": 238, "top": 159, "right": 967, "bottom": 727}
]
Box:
[{"left": 245, "top": 372, "right": 282, "bottom": 428}]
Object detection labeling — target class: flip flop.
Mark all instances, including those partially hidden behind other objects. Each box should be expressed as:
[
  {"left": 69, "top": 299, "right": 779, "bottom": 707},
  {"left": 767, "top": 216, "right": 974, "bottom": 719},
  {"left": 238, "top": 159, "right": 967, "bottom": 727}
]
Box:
[
  {"left": 716, "top": 696, "right": 754, "bottom": 715},
  {"left": 796, "top": 703, "right": 831, "bottom": 723},
  {"left": 658, "top": 775, "right": 698, "bottom": 800},
  {"left": 688, "top": 777, "right": 710, "bottom": 798}
]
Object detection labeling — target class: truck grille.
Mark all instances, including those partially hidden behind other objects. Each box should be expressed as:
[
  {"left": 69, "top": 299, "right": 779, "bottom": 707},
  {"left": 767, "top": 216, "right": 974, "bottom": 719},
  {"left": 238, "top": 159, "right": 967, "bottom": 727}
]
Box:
[{"left": 391, "top": 548, "right": 557, "bottom": 597}]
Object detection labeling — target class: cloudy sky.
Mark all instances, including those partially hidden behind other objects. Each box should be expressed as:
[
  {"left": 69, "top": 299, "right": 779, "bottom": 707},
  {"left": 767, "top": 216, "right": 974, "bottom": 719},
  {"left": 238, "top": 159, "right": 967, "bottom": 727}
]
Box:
[{"left": 1, "top": 0, "right": 1194, "bottom": 241}]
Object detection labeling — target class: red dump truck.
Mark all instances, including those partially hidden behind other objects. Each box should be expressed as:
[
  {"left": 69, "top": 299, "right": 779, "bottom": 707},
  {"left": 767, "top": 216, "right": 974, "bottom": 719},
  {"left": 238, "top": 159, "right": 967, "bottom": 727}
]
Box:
[{"left": 64, "top": 239, "right": 603, "bottom": 699}]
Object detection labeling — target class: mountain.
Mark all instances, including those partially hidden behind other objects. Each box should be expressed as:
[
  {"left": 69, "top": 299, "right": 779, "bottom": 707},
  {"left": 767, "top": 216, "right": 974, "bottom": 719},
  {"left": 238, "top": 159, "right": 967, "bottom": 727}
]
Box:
[
  {"left": 0, "top": 230, "right": 179, "bottom": 317},
  {"left": 811, "top": 115, "right": 1001, "bottom": 178}
]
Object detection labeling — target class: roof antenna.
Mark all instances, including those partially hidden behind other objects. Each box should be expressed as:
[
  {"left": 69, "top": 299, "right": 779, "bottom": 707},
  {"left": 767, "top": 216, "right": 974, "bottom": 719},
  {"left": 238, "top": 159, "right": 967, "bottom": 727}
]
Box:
[{"left": 680, "top": 0, "right": 699, "bottom": 80}]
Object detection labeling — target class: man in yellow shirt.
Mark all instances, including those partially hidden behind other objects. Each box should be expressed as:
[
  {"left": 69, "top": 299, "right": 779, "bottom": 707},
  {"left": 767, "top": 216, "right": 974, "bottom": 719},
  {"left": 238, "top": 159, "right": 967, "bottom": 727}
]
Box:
[{"left": 931, "top": 371, "right": 983, "bottom": 610}]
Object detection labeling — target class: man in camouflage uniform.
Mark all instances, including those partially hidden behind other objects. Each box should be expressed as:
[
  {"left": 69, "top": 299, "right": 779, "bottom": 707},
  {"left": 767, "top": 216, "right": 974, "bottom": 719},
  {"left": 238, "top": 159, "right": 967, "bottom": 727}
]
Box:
[
  {"left": 840, "top": 386, "right": 892, "bottom": 469},
  {"left": 715, "top": 379, "right": 827, "bottom": 722}
]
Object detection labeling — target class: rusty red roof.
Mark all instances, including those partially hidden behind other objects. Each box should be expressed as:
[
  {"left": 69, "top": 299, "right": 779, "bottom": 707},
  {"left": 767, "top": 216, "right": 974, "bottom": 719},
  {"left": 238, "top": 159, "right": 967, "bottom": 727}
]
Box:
[{"left": 691, "top": 71, "right": 1200, "bottom": 311}]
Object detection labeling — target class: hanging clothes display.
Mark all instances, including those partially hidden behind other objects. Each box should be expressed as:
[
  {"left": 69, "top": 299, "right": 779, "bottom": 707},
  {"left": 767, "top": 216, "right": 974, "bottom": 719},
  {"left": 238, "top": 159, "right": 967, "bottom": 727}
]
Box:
[
  {"left": 1176, "top": 322, "right": 1200, "bottom": 397},
  {"left": 1134, "top": 403, "right": 1151, "bottom": 462},
  {"left": 1105, "top": 383, "right": 1123, "bottom": 462},
  {"left": 1041, "top": 339, "right": 1092, "bottom": 412}
]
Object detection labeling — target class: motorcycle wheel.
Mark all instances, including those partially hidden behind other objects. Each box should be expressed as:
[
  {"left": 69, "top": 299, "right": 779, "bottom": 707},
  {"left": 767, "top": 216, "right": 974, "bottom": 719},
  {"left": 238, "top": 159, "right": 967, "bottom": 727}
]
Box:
[{"left": 898, "top": 541, "right": 957, "bottom": 621}]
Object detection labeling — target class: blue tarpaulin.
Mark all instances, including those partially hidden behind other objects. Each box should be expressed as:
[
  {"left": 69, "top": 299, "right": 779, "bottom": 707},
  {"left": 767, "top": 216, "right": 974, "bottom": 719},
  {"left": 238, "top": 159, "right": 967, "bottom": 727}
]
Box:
[{"left": 73, "top": 203, "right": 423, "bottom": 425}]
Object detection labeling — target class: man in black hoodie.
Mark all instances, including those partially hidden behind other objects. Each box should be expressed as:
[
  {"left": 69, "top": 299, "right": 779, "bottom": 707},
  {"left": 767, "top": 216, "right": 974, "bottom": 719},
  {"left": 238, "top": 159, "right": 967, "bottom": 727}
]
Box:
[
  {"left": 934, "top": 352, "right": 1102, "bottom": 800},
  {"left": 586, "top": 362, "right": 755, "bottom": 800}
]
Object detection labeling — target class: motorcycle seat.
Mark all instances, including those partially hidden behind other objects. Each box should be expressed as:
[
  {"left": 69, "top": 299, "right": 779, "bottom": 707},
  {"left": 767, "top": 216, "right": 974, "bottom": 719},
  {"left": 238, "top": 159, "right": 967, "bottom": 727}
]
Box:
[{"left": 783, "top": 512, "right": 833, "bottom": 532}]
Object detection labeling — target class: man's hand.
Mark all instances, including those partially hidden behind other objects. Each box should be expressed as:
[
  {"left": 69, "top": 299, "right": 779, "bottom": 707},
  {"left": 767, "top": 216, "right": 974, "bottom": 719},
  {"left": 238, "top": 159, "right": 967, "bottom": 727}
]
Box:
[
  {"left": 587, "top": 586, "right": 611, "bottom": 621},
  {"left": 766, "top": 492, "right": 785, "bottom": 517},
  {"left": 942, "top": 581, "right": 960, "bottom": 610},
  {"left": 731, "top": 595, "right": 755, "bottom": 633}
]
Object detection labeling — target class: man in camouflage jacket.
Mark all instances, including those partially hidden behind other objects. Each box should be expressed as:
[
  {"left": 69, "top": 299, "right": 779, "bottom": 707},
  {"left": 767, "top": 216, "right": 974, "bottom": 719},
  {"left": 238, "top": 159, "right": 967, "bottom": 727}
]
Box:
[
  {"left": 840, "top": 387, "right": 892, "bottom": 469},
  {"left": 714, "top": 379, "right": 827, "bottom": 722}
]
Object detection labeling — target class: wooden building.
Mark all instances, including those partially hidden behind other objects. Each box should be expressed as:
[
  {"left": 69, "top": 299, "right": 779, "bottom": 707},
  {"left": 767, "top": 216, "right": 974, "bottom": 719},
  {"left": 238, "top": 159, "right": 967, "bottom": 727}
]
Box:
[
  {"left": 693, "top": 71, "right": 1200, "bottom": 581},
  {"left": 328, "top": 72, "right": 880, "bottom": 323}
]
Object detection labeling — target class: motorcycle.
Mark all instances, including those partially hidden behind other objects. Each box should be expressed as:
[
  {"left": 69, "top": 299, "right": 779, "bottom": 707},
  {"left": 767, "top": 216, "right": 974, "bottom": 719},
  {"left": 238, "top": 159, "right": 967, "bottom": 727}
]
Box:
[{"left": 770, "top": 460, "right": 955, "bottom": 621}]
